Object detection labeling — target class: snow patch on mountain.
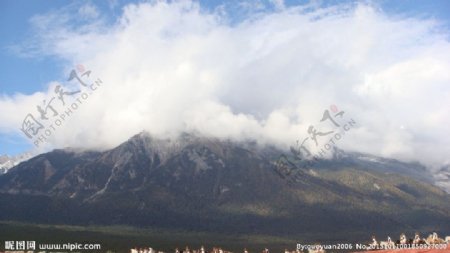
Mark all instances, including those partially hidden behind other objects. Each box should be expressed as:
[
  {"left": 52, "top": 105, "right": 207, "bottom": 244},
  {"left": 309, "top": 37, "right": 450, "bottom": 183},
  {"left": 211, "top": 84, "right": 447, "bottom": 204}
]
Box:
[
  {"left": 0, "top": 152, "right": 34, "bottom": 174},
  {"left": 434, "top": 165, "right": 450, "bottom": 193}
]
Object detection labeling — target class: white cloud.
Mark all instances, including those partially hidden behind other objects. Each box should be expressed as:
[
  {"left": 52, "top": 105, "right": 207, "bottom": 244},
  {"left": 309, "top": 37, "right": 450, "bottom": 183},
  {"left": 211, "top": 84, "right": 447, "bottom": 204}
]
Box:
[
  {"left": 78, "top": 3, "right": 100, "bottom": 19},
  {"left": 269, "top": 0, "right": 285, "bottom": 10},
  {"left": 1, "top": 1, "right": 450, "bottom": 168}
]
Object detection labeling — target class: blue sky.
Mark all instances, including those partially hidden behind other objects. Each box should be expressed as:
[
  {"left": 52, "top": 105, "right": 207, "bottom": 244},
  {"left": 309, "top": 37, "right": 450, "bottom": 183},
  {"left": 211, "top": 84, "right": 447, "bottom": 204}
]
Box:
[{"left": 1, "top": 0, "right": 450, "bottom": 157}]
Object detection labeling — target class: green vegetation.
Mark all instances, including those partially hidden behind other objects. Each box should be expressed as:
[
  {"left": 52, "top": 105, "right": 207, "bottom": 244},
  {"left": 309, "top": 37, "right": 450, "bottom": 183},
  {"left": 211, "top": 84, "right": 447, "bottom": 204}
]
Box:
[
  {"left": 0, "top": 221, "right": 299, "bottom": 252},
  {"left": 0, "top": 221, "right": 423, "bottom": 253}
]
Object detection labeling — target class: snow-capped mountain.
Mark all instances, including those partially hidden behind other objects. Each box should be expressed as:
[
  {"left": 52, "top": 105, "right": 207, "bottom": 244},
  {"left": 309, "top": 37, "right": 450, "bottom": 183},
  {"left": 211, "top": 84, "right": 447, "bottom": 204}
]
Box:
[
  {"left": 0, "top": 152, "right": 34, "bottom": 174},
  {"left": 0, "top": 132, "right": 449, "bottom": 236}
]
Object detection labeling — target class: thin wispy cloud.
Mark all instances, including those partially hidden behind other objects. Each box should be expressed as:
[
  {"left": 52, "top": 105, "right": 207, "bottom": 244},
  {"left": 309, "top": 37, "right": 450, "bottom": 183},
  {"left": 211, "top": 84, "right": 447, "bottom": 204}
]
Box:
[{"left": 1, "top": 1, "right": 449, "bottom": 168}]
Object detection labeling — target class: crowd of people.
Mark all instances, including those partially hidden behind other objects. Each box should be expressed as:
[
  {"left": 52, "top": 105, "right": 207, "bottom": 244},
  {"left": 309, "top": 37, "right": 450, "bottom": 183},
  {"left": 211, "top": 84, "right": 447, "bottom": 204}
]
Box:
[
  {"left": 130, "top": 232, "right": 450, "bottom": 253},
  {"left": 368, "top": 232, "right": 448, "bottom": 249},
  {"left": 130, "top": 246, "right": 234, "bottom": 253}
]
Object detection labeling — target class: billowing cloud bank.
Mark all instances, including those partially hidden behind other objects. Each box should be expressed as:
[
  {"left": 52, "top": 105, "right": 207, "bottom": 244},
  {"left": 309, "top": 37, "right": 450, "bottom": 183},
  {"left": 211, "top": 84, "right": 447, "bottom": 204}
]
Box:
[{"left": 1, "top": 1, "right": 449, "bottom": 168}]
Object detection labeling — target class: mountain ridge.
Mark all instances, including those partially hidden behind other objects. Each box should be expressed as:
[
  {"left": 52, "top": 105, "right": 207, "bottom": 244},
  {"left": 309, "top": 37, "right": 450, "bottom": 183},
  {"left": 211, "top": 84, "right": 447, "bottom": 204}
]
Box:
[{"left": 0, "top": 132, "right": 449, "bottom": 236}]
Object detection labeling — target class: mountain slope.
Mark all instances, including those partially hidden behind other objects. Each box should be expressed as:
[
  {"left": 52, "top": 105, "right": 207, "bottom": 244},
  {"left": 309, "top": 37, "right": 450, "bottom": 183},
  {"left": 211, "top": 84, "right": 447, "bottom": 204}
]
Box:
[{"left": 0, "top": 132, "right": 449, "bottom": 236}]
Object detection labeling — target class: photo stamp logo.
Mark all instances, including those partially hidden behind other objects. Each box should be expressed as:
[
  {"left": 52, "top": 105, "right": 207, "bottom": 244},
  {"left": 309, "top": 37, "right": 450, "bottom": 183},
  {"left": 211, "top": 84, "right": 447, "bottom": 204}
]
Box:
[
  {"left": 4, "top": 240, "right": 36, "bottom": 251},
  {"left": 20, "top": 65, "right": 104, "bottom": 147},
  {"left": 277, "top": 104, "right": 357, "bottom": 172}
]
